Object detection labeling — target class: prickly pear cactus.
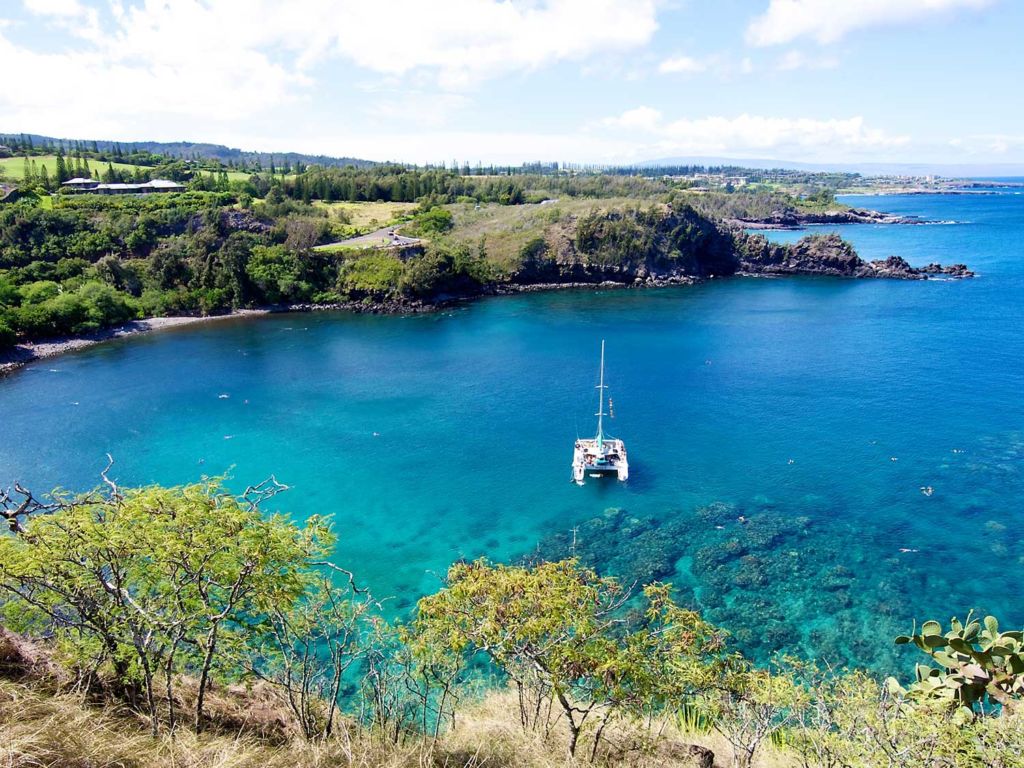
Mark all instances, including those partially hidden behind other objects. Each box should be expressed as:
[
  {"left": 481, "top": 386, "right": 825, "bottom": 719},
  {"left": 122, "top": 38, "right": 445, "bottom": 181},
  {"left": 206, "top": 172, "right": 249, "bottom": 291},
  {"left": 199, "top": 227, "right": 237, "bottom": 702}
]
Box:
[{"left": 889, "top": 613, "right": 1024, "bottom": 714}]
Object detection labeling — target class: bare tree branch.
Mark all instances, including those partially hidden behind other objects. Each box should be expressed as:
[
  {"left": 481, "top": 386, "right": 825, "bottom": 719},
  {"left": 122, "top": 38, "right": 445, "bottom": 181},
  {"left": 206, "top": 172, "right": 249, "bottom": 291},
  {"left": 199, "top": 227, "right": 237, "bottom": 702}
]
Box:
[
  {"left": 240, "top": 475, "right": 290, "bottom": 511},
  {"left": 100, "top": 453, "right": 122, "bottom": 502}
]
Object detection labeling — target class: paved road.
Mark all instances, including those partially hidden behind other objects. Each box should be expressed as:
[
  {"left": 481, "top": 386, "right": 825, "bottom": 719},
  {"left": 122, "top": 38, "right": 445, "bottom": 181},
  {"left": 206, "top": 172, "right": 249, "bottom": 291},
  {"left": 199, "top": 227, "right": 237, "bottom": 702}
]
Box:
[{"left": 315, "top": 227, "right": 421, "bottom": 250}]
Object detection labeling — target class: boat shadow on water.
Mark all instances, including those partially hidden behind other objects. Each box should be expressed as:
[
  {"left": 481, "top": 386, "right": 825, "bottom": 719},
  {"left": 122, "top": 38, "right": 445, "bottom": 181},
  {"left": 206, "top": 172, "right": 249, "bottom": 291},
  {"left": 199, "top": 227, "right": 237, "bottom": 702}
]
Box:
[{"left": 569, "top": 456, "right": 653, "bottom": 493}]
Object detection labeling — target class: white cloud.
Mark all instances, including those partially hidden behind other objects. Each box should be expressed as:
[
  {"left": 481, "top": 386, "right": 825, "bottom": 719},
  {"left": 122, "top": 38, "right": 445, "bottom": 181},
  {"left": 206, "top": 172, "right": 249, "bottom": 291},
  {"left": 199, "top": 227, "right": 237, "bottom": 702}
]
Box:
[
  {"left": 326, "top": 0, "right": 660, "bottom": 89},
  {"left": 658, "top": 52, "right": 759, "bottom": 79},
  {"left": 0, "top": 2, "right": 309, "bottom": 138},
  {"left": 2, "top": 0, "right": 663, "bottom": 142},
  {"left": 363, "top": 92, "right": 469, "bottom": 129},
  {"left": 746, "top": 0, "right": 994, "bottom": 46},
  {"left": 602, "top": 106, "right": 664, "bottom": 130},
  {"left": 775, "top": 50, "right": 839, "bottom": 71},
  {"left": 597, "top": 108, "right": 909, "bottom": 157},
  {"left": 954, "top": 133, "right": 1024, "bottom": 155},
  {"left": 23, "top": 0, "right": 86, "bottom": 16},
  {"left": 658, "top": 55, "right": 705, "bottom": 74},
  {"left": 0, "top": 0, "right": 661, "bottom": 141}
]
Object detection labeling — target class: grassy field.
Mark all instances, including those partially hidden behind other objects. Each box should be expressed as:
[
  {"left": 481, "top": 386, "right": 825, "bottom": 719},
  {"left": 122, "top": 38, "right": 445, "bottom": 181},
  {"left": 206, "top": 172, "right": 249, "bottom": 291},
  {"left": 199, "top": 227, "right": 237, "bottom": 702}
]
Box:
[
  {"left": 447, "top": 197, "right": 661, "bottom": 268},
  {"left": 0, "top": 154, "right": 144, "bottom": 181},
  {"left": 315, "top": 236, "right": 394, "bottom": 253},
  {"left": 314, "top": 200, "right": 416, "bottom": 229},
  {"left": 0, "top": 155, "right": 254, "bottom": 183}
]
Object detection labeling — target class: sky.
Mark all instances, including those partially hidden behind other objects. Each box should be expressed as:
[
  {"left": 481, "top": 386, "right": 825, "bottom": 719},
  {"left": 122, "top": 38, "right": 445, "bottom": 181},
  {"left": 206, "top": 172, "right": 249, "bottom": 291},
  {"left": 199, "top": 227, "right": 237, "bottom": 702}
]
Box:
[{"left": 1, "top": 0, "right": 1022, "bottom": 166}]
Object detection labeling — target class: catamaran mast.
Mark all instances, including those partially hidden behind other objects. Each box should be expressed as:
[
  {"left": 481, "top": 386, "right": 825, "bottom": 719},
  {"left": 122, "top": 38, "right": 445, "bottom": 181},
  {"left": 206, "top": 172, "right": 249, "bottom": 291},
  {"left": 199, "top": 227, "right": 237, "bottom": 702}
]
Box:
[{"left": 595, "top": 339, "right": 607, "bottom": 449}]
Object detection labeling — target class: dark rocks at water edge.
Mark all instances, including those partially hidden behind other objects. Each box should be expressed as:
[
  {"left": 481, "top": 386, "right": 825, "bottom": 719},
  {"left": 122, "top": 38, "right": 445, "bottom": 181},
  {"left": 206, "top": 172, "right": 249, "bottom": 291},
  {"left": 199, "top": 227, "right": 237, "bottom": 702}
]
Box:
[
  {"left": 732, "top": 207, "right": 927, "bottom": 230},
  {"left": 506, "top": 206, "right": 972, "bottom": 289},
  {"left": 735, "top": 232, "right": 974, "bottom": 280}
]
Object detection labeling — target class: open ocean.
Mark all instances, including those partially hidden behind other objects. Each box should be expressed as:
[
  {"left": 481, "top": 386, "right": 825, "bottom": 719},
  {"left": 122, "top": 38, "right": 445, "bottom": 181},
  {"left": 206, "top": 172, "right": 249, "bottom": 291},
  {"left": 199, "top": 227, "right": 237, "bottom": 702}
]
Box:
[{"left": 2, "top": 188, "right": 1022, "bottom": 673}]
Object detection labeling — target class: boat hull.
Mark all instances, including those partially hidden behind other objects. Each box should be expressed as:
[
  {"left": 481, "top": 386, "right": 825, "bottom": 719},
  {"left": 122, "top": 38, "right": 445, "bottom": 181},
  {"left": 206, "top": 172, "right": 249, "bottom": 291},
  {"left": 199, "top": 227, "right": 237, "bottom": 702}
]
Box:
[{"left": 572, "top": 438, "right": 629, "bottom": 485}]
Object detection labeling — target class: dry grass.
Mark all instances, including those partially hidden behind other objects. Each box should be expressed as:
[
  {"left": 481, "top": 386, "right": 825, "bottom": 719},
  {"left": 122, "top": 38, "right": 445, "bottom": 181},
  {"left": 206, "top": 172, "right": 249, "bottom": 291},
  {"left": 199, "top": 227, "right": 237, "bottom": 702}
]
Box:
[
  {"left": 314, "top": 201, "right": 417, "bottom": 229},
  {"left": 0, "top": 680, "right": 799, "bottom": 768},
  {"left": 446, "top": 198, "right": 661, "bottom": 269}
]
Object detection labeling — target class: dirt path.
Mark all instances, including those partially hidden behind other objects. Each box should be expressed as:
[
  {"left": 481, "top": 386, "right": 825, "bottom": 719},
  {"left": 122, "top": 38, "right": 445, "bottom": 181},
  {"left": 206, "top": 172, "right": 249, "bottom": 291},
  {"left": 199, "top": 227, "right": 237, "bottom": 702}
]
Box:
[{"left": 315, "top": 227, "right": 421, "bottom": 250}]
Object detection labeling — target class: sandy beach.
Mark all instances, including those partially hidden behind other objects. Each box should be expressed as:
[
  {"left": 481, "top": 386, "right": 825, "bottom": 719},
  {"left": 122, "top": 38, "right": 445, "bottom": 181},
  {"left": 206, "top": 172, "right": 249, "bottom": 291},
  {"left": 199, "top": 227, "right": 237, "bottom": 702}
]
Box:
[{"left": 0, "top": 310, "right": 269, "bottom": 375}]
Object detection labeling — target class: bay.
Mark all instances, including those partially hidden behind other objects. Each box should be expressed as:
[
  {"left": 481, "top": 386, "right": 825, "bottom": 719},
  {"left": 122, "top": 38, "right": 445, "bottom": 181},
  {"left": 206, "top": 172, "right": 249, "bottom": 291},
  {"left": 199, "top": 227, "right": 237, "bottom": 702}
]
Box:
[{"left": 2, "top": 189, "right": 1022, "bottom": 672}]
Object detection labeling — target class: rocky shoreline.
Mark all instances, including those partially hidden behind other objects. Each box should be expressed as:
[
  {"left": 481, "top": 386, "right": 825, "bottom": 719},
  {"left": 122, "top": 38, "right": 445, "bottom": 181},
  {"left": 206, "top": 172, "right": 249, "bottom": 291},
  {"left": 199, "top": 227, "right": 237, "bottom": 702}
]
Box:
[
  {"left": 0, "top": 311, "right": 272, "bottom": 375},
  {"left": 735, "top": 233, "right": 973, "bottom": 280},
  {"left": 0, "top": 230, "right": 973, "bottom": 375},
  {"left": 732, "top": 207, "right": 926, "bottom": 230}
]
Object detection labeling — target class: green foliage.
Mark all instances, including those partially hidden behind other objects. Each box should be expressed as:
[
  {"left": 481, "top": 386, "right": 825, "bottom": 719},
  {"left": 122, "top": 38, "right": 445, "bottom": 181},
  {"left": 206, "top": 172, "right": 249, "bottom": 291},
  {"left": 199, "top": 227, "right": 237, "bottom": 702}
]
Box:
[
  {"left": 246, "top": 569, "right": 379, "bottom": 739},
  {"left": 398, "top": 243, "right": 490, "bottom": 299},
  {"left": 575, "top": 206, "right": 661, "bottom": 264},
  {"left": 706, "top": 662, "right": 806, "bottom": 768},
  {"left": 19, "top": 279, "right": 60, "bottom": 303},
  {"left": 674, "top": 189, "right": 848, "bottom": 221},
  {"left": 3, "top": 471, "right": 1024, "bottom": 764},
  {"left": 893, "top": 613, "right": 1024, "bottom": 714},
  {"left": 338, "top": 252, "right": 406, "bottom": 297},
  {"left": 0, "top": 480, "right": 332, "bottom": 733},
  {"left": 572, "top": 204, "right": 736, "bottom": 275},
  {"left": 11, "top": 280, "right": 137, "bottom": 337},
  {"left": 411, "top": 206, "right": 454, "bottom": 236},
  {"left": 245, "top": 245, "right": 301, "bottom": 303},
  {"left": 0, "top": 316, "right": 15, "bottom": 347},
  {"left": 411, "top": 559, "right": 728, "bottom": 757}
]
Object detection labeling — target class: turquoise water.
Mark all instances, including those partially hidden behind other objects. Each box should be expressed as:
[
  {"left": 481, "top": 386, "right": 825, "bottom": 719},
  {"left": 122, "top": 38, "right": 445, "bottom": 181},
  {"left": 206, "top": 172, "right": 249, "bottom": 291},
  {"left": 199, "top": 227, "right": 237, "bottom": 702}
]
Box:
[{"left": 1, "top": 190, "right": 1022, "bottom": 672}]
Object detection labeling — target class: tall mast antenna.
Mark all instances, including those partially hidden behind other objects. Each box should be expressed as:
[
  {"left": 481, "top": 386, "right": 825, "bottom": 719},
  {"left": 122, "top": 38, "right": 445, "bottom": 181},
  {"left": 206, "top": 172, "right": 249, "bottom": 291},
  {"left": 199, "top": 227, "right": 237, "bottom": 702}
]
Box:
[{"left": 595, "top": 339, "right": 606, "bottom": 448}]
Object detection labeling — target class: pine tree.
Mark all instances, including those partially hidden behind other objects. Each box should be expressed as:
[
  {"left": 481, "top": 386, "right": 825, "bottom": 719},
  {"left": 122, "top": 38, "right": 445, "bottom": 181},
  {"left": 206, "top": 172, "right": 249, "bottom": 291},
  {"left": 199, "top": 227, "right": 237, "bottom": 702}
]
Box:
[
  {"left": 104, "top": 162, "right": 115, "bottom": 183},
  {"left": 22, "top": 156, "right": 33, "bottom": 184},
  {"left": 55, "top": 152, "right": 68, "bottom": 185},
  {"left": 39, "top": 164, "right": 50, "bottom": 191}
]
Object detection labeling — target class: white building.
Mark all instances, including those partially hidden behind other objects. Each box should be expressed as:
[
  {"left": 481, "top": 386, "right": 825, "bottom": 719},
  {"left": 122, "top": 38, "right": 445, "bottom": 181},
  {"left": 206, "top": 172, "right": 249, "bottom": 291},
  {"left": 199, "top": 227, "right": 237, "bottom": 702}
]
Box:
[{"left": 61, "top": 178, "right": 185, "bottom": 194}]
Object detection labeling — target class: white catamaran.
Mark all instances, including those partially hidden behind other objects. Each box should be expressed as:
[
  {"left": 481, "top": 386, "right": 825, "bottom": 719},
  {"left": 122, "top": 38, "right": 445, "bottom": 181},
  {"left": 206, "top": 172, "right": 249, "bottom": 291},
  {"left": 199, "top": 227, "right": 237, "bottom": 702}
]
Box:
[{"left": 572, "top": 340, "right": 629, "bottom": 485}]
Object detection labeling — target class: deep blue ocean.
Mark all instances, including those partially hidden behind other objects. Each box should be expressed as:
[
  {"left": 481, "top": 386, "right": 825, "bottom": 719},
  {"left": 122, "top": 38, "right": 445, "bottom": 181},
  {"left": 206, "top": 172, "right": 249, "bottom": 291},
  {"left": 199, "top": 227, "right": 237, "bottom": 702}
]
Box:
[{"left": 1, "top": 189, "right": 1022, "bottom": 673}]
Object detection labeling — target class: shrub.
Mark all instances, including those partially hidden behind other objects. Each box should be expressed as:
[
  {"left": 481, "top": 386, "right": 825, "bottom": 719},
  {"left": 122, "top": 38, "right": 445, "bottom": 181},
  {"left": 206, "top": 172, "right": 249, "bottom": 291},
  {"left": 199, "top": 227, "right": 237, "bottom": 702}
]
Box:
[
  {"left": 412, "top": 206, "right": 453, "bottom": 236},
  {"left": 338, "top": 253, "right": 405, "bottom": 297},
  {"left": 0, "top": 315, "right": 15, "bottom": 347}
]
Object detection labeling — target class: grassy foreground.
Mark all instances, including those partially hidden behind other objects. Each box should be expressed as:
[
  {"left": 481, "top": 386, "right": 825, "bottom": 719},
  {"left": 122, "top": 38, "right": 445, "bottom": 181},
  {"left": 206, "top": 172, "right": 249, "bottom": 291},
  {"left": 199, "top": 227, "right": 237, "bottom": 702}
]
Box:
[
  {"left": 0, "top": 679, "right": 784, "bottom": 768},
  {"left": 2, "top": 482, "right": 1021, "bottom": 768}
]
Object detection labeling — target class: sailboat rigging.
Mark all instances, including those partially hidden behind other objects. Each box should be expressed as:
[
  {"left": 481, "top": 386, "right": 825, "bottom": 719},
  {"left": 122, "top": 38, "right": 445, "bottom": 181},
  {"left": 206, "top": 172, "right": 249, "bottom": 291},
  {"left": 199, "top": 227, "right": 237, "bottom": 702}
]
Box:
[{"left": 572, "top": 340, "right": 629, "bottom": 485}]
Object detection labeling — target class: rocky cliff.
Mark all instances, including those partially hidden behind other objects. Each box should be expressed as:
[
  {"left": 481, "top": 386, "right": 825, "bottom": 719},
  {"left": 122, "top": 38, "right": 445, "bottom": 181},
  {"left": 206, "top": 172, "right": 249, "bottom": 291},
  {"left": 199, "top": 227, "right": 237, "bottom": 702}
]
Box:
[
  {"left": 506, "top": 206, "right": 971, "bottom": 288},
  {"left": 731, "top": 207, "right": 924, "bottom": 230}
]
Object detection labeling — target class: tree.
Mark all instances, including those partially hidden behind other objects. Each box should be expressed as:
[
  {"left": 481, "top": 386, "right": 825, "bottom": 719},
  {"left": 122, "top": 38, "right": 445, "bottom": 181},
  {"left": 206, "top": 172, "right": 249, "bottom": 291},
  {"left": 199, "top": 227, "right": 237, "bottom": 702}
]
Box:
[
  {"left": 246, "top": 244, "right": 300, "bottom": 303},
  {"left": 247, "top": 567, "right": 378, "bottom": 740},
  {"left": 0, "top": 316, "right": 15, "bottom": 347},
  {"left": 54, "top": 151, "right": 68, "bottom": 185},
  {"left": 411, "top": 559, "right": 728, "bottom": 758},
  {"left": 708, "top": 662, "right": 806, "bottom": 768},
  {"left": 411, "top": 206, "right": 453, "bottom": 235},
  {"left": 0, "top": 477, "right": 329, "bottom": 734}
]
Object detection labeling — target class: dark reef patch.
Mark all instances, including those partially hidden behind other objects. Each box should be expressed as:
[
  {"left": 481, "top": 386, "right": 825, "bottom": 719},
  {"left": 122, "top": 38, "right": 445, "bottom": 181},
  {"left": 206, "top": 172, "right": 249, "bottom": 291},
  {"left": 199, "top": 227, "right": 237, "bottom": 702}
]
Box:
[{"left": 526, "top": 494, "right": 993, "bottom": 674}]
